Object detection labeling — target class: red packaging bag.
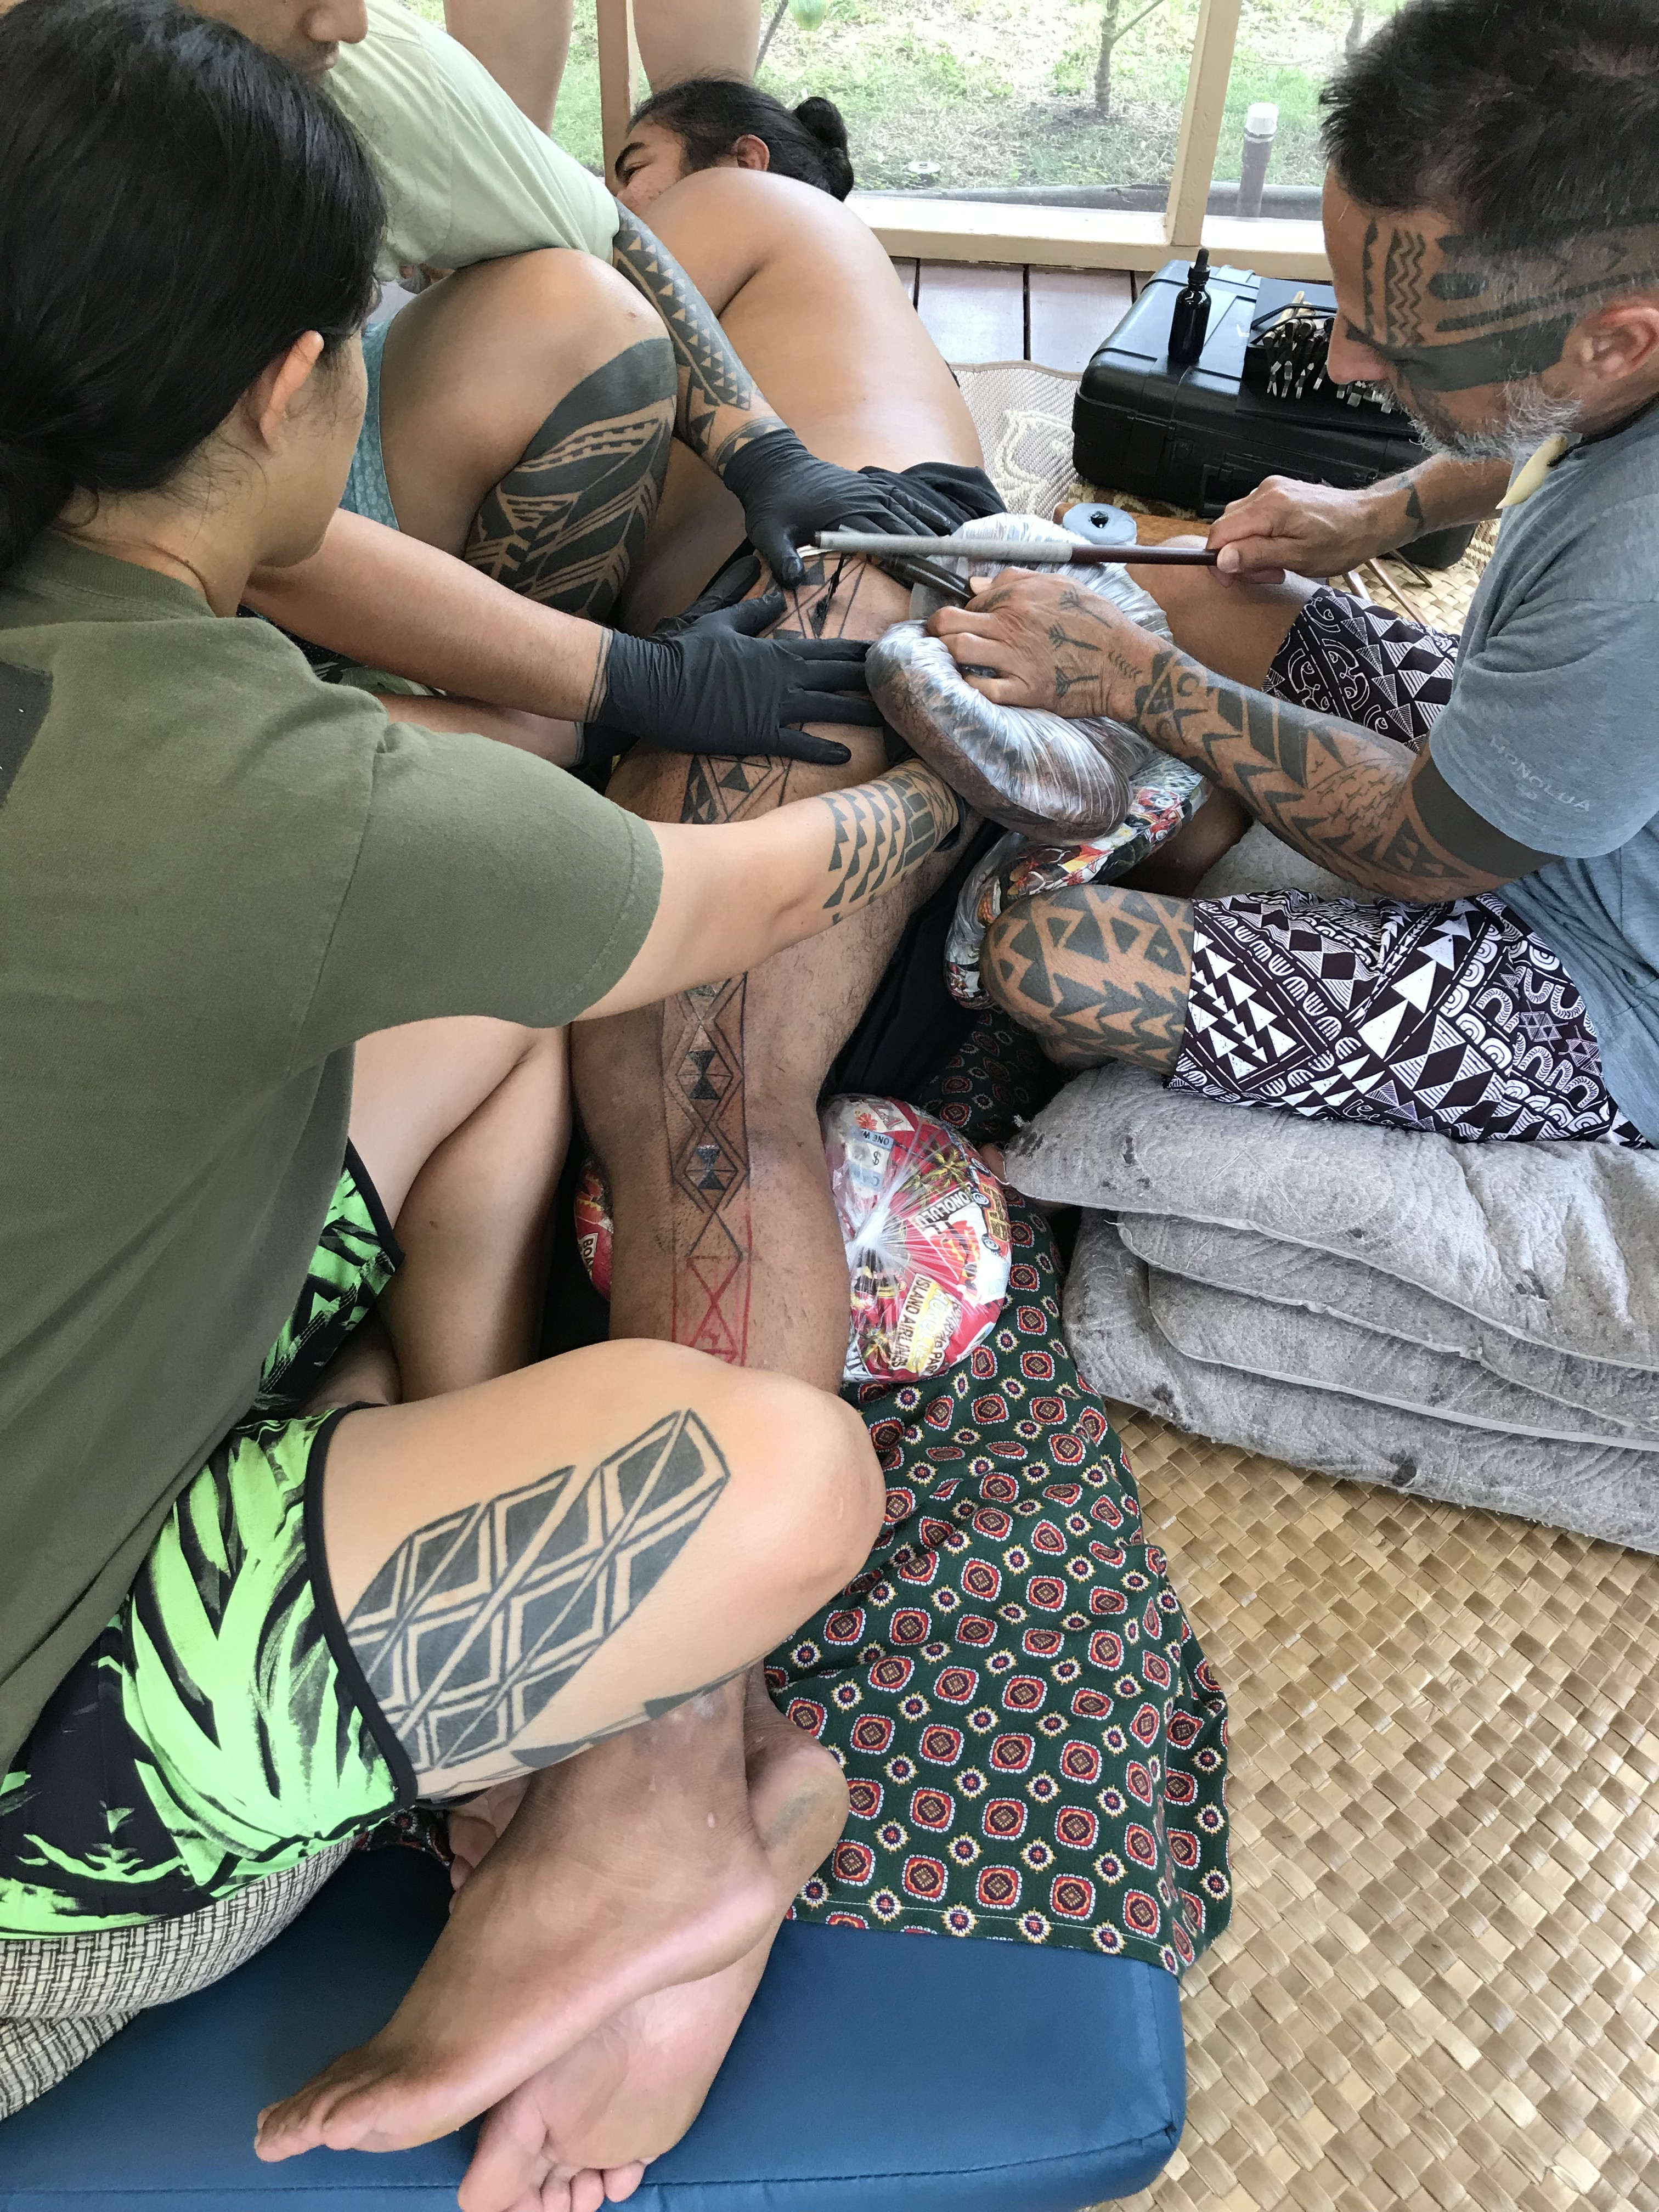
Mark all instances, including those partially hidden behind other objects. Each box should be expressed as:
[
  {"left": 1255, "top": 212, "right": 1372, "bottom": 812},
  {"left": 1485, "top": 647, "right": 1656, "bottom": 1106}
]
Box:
[
  {"left": 822, "top": 1095, "right": 1011, "bottom": 1383},
  {"left": 575, "top": 1098, "right": 1011, "bottom": 1383}
]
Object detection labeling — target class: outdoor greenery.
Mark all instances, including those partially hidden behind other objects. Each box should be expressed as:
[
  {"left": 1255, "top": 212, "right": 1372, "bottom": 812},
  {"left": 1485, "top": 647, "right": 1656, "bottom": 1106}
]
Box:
[{"left": 410, "top": 0, "right": 1398, "bottom": 198}]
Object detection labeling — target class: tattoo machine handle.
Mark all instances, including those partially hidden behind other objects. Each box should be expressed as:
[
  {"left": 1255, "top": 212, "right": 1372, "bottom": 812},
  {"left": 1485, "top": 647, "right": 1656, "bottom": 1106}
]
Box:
[{"left": 815, "top": 531, "right": 1219, "bottom": 567}]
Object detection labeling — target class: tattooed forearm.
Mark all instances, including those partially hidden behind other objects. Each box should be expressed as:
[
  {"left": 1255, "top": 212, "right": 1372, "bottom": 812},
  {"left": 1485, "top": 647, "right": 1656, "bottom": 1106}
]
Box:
[
  {"left": 345, "top": 1410, "right": 730, "bottom": 1790},
  {"left": 820, "top": 761, "right": 958, "bottom": 917},
  {"left": 984, "top": 884, "right": 1193, "bottom": 1074},
  {"left": 610, "top": 211, "right": 786, "bottom": 467},
  {"left": 1121, "top": 642, "right": 1534, "bottom": 898}
]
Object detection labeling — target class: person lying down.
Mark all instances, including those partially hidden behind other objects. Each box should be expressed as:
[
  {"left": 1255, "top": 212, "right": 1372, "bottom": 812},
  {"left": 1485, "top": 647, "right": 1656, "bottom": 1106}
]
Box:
[{"left": 1, "top": 7, "right": 1234, "bottom": 2211}]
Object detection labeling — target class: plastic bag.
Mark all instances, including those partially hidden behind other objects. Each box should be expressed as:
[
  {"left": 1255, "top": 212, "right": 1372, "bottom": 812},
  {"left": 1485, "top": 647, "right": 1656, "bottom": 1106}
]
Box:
[
  {"left": 574, "top": 1099, "right": 1011, "bottom": 1383},
  {"left": 574, "top": 1155, "right": 613, "bottom": 1301},
  {"left": 823, "top": 1096, "right": 1011, "bottom": 1382},
  {"left": 944, "top": 756, "right": 1212, "bottom": 1006},
  {"left": 866, "top": 512, "right": 1176, "bottom": 841}
]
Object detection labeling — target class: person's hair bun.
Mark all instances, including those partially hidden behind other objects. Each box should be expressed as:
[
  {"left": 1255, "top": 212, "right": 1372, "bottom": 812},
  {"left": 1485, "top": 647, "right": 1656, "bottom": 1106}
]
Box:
[
  {"left": 791, "top": 95, "right": 854, "bottom": 195},
  {"left": 793, "top": 94, "right": 849, "bottom": 150}
]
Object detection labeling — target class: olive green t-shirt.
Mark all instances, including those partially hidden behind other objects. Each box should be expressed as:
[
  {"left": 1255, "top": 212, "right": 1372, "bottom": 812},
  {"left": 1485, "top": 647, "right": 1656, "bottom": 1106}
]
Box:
[
  {"left": 327, "top": 0, "right": 620, "bottom": 284},
  {"left": 0, "top": 536, "right": 662, "bottom": 1771}
]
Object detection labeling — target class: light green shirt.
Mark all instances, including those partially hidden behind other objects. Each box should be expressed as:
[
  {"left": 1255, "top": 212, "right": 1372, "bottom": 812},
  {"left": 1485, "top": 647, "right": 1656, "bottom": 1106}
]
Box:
[{"left": 328, "top": 0, "right": 620, "bottom": 283}]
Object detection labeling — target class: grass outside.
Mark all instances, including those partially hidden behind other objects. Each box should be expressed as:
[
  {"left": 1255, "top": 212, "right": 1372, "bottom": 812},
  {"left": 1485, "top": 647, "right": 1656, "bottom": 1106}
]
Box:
[{"left": 409, "top": 0, "right": 1397, "bottom": 198}]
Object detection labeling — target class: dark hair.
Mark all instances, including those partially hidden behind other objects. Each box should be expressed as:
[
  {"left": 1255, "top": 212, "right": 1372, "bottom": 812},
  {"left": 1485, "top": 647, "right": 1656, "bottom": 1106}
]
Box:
[
  {"left": 626, "top": 77, "right": 854, "bottom": 200},
  {"left": 1322, "top": 0, "right": 1659, "bottom": 254},
  {"left": 0, "top": 0, "right": 385, "bottom": 571}
]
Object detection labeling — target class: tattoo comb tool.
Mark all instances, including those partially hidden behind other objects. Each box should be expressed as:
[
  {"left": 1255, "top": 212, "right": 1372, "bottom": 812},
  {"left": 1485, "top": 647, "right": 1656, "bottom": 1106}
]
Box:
[
  {"left": 865, "top": 550, "right": 974, "bottom": 605},
  {"left": 814, "top": 531, "right": 1219, "bottom": 567}
]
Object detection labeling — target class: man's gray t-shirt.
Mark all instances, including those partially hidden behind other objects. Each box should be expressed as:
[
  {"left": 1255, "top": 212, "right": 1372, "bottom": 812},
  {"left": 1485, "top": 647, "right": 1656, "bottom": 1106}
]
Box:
[{"left": 1429, "top": 400, "right": 1659, "bottom": 1139}]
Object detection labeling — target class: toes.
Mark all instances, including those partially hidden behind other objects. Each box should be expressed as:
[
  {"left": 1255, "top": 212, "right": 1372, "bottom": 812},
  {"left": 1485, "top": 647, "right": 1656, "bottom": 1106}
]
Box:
[
  {"left": 603, "top": 2161, "right": 648, "bottom": 2203},
  {"left": 569, "top": 2171, "right": 608, "bottom": 2212}
]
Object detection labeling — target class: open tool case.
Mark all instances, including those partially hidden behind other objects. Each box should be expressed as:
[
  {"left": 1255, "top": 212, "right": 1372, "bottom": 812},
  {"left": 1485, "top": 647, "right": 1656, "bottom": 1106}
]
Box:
[{"left": 1073, "top": 259, "right": 1477, "bottom": 568}]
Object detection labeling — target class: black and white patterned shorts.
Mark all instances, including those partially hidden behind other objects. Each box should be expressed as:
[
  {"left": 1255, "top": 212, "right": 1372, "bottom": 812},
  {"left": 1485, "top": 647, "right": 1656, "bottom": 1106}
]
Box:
[
  {"left": 1264, "top": 584, "right": 1459, "bottom": 749},
  {"left": 1173, "top": 590, "right": 1647, "bottom": 1147}
]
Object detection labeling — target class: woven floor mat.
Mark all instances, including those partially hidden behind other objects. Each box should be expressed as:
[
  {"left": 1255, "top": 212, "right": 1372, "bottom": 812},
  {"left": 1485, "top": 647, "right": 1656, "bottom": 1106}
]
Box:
[
  {"left": 952, "top": 358, "right": 1494, "bottom": 632},
  {"left": 1098, "top": 1409, "right": 1659, "bottom": 2212}
]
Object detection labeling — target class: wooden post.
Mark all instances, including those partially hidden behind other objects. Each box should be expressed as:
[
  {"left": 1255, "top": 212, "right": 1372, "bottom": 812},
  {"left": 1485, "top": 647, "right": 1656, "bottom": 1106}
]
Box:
[
  {"left": 1164, "top": 0, "right": 1242, "bottom": 255},
  {"left": 596, "top": 0, "right": 639, "bottom": 182}
]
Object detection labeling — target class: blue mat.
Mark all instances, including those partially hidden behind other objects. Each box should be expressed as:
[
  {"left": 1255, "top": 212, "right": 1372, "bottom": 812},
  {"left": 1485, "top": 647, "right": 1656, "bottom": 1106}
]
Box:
[{"left": 0, "top": 1849, "right": 1184, "bottom": 2211}]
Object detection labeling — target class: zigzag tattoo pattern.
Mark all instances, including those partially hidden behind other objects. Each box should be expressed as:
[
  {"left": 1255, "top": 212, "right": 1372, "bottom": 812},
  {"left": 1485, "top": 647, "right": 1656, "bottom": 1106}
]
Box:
[
  {"left": 466, "top": 340, "right": 674, "bottom": 622},
  {"left": 1382, "top": 227, "right": 1426, "bottom": 346},
  {"left": 821, "top": 763, "right": 955, "bottom": 915},
  {"left": 989, "top": 886, "right": 1193, "bottom": 1072},
  {"left": 664, "top": 751, "right": 797, "bottom": 1361},
  {"left": 347, "top": 1411, "right": 730, "bottom": 1781},
  {"left": 610, "top": 211, "right": 778, "bottom": 464}
]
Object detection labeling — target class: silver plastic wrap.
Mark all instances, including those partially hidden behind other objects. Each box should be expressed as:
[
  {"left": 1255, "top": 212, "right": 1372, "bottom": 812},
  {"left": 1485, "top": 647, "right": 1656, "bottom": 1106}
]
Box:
[{"left": 866, "top": 512, "right": 1177, "bottom": 842}]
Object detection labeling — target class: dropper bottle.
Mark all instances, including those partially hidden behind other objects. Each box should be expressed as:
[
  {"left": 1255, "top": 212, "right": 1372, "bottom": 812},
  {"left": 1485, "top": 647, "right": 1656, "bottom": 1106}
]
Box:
[{"left": 1167, "top": 246, "right": 1213, "bottom": 367}]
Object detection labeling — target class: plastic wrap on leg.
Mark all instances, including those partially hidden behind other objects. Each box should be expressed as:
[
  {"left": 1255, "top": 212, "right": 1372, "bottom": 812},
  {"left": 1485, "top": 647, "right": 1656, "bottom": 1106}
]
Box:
[{"left": 868, "top": 513, "right": 1177, "bottom": 840}]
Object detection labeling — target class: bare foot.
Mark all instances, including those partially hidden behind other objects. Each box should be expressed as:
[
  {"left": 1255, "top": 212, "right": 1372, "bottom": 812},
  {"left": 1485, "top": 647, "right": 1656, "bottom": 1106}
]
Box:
[
  {"left": 457, "top": 1679, "right": 847, "bottom": 2212},
  {"left": 255, "top": 1684, "right": 782, "bottom": 2163}
]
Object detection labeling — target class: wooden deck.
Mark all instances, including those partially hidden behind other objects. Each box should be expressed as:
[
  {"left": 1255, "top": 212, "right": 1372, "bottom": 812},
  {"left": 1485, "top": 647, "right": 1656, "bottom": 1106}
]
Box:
[{"left": 892, "top": 260, "right": 1143, "bottom": 373}]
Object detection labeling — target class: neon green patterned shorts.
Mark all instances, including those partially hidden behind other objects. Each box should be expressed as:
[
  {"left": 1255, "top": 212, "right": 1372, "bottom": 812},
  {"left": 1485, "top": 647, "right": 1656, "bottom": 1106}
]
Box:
[{"left": 0, "top": 1149, "right": 414, "bottom": 1936}]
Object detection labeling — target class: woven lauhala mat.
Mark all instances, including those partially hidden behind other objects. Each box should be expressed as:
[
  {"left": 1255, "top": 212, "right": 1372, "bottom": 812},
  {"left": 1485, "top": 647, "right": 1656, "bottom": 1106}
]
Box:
[{"left": 1095, "top": 1409, "right": 1659, "bottom": 2212}]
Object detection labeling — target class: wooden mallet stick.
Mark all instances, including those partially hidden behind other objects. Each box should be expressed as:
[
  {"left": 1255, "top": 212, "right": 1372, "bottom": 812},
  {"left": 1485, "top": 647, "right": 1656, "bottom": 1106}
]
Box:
[{"left": 814, "top": 530, "right": 1219, "bottom": 567}]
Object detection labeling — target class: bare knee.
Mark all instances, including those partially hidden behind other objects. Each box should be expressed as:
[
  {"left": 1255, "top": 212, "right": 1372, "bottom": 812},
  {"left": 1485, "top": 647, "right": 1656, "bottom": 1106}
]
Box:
[
  {"left": 981, "top": 900, "right": 1095, "bottom": 1068},
  {"left": 629, "top": 1344, "right": 884, "bottom": 1606},
  {"left": 745, "top": 1375, "right": 883, "bottom": 1601},
  {"left": 1136, "top": 535, "right": 1314, "bottom": 688},
  {"left": 459, "top": 253, "right": 668, "bottom": 441}
]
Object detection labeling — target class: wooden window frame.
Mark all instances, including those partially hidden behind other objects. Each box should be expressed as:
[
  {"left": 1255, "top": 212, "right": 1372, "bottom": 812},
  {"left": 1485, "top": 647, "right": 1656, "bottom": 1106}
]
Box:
[{"left": 595, "top": 0, "right": 1329, "bottom": 280}]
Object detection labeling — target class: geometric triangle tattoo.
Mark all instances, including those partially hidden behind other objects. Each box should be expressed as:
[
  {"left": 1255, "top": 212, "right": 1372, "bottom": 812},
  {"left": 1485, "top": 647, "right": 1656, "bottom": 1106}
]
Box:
[{"left": 346, "top": 1410, "right": 730, "bottom": 1778}]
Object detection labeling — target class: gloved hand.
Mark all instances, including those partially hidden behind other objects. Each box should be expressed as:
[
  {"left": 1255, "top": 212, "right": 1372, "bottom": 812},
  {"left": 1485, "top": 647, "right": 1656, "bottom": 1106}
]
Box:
[
  {"left": 718, "top": 427, "right": 967, "bottom": 587},
  {"left": 590, "top": 584, "right": 879, "bottom": 766}
]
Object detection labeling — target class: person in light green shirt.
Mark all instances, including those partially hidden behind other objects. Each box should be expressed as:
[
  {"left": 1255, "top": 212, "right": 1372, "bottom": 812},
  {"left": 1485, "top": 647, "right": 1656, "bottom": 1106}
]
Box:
[
  {"left": 330, "top": 0, "right": 620, "bottom": 277},
  {"left": 181, "top": 0, "right": 972, "bottom": 768}
]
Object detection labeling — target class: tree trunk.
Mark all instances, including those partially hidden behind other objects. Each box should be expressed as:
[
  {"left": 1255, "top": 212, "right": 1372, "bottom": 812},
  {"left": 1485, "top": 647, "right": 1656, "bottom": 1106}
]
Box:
[
  {"left": 1094, "top": 0, "right": 1121, "bottom": 114},
  {"left": 1345, "top": 1, "right": 1365, "bottom": 54}
]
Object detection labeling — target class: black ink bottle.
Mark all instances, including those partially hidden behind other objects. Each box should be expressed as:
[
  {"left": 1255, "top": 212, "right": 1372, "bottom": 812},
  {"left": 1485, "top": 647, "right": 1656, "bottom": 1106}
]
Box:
[{"left": 1167, "top": 247, "right": 1212, "bottom": 367}]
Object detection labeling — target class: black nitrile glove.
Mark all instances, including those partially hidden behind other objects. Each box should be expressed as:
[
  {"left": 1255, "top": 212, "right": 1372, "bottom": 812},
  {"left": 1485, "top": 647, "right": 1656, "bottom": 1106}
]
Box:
[
  {"left": 718, "top": 427, "right": 956, "bottom": 587},
  {"left": 589, "top": 588, "right": 879, "bottom": 766}
]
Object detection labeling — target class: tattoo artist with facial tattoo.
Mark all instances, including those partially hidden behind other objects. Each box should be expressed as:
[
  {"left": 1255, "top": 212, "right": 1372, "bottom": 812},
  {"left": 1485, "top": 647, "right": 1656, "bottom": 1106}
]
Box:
[{"left": 928, "top": 0, "right": 1659, "bottom": 1149}]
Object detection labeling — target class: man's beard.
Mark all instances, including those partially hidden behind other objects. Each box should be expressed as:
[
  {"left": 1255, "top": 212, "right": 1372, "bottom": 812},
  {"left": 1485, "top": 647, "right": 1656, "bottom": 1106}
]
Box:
[{"left": 1397, "top": 372, "right": 1582, "bottom": 462}]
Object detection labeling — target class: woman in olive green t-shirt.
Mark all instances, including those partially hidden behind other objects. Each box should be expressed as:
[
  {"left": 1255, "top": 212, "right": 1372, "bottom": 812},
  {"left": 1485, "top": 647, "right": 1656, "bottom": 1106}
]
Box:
[{"left": 0, "top": 0, "right": 961, "bottom": 2182}]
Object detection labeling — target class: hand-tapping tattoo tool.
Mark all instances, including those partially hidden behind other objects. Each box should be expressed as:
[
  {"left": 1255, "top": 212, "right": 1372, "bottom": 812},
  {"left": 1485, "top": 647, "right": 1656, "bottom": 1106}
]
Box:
[
  {"left": 814, "top": 531, "right": 1220, "bottom": 568},
  {"left": 865, "top": 550, "right": 975, "bottom": 605}
]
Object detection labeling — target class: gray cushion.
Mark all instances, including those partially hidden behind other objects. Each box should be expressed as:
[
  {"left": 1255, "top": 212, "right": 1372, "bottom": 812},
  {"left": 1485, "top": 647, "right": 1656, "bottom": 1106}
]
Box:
[
  {"left": 1008, "top": 1064, "right": 1659, "bottom": 1375},
  {"left": 1070, "top": 1217, "right": 1659, "bottom": 1553}
]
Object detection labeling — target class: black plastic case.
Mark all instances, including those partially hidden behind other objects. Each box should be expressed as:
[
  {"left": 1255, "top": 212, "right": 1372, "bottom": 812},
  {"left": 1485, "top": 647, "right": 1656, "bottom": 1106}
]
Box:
[{"left": 1072, "top": 259, "right": 1476, "bottom": 568}]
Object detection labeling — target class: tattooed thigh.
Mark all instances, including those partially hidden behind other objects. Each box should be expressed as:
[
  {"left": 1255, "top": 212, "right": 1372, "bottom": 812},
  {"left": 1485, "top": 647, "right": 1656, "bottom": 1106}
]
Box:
[
  {"left": 984, "top": 884, "right": 1195, "bottom": 1074},
  {"left": 343, "top": 1406, "right": 732, "bottom": 1795},
  {"left": 466, "top": 336, "right": 676, "bottom": 623}
]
